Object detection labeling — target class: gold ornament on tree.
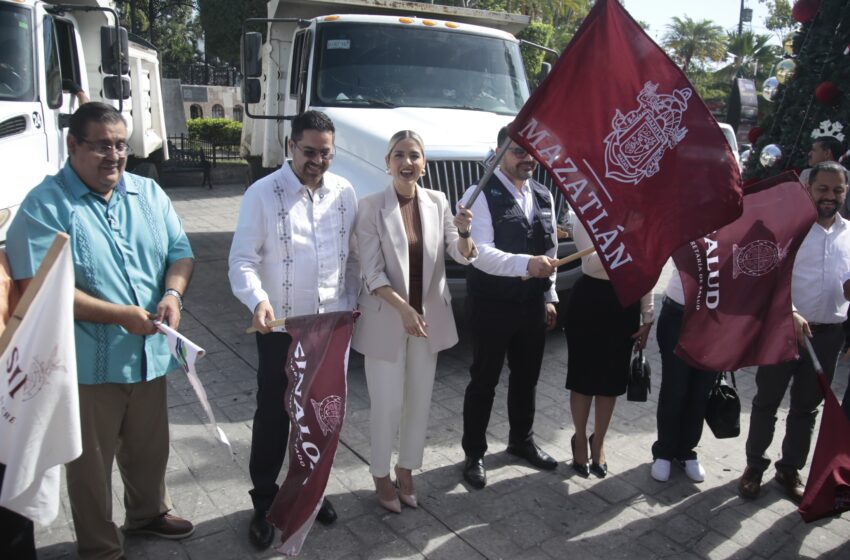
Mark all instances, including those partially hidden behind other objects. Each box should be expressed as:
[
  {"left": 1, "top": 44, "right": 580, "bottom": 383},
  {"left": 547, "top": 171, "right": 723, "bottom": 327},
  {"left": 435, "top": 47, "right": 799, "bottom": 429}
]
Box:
[{"left": 774, "top": 59, "right": 797, "bottom": 84}]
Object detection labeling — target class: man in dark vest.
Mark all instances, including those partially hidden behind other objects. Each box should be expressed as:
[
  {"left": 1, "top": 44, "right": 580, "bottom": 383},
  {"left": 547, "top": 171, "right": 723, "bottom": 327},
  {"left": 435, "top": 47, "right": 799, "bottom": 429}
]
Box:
[{"left": 457, "top": 126, "right": 560, "bottom": 489}]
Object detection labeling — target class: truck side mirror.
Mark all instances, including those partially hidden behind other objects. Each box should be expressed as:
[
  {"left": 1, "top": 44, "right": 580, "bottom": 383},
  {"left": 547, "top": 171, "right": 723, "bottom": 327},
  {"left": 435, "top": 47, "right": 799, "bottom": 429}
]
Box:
[
  {"left": 242, "top": 78, "right": 261, "bottom": 104},
  {"left": 242, "top": 32, "right": 263, "bottom": 78},
  {"left": 101, "top": 27, "right": 129, "bottom": 75},
  {"left": 43, "top": 17, "right": 63, "bottom": 109},
  {"left": 104, "top": 76, "right": 131, "bottom": 100},
  {"left": 535, "top": 62, "right": 551, "bottom": 85}
]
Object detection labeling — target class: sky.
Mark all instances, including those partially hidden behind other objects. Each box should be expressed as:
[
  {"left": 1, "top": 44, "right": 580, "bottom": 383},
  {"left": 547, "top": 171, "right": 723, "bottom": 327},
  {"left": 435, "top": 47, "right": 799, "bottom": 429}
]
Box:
[{"left": 622, "top": 0, "right": 777, "bottom": 43}]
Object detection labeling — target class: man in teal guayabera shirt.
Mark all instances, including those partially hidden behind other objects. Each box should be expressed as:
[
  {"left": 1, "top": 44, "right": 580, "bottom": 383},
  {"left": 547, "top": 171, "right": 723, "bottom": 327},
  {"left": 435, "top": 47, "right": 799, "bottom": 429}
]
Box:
[{"left": 6, "top": 102, "right": 195, "bottom": 560}]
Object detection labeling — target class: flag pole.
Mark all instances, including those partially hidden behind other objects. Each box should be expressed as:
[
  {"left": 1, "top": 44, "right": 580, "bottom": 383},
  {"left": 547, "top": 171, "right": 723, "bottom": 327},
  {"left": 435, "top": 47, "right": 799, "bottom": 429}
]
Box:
[
  {"left": 462, "top": 136, "right": 513, "bottom": 209},
  {"left": 803, "top": 337, "right": 824, "bottom": 374},
  {"left": 245, "top": 318, "right": 286, "bottom": 335}
]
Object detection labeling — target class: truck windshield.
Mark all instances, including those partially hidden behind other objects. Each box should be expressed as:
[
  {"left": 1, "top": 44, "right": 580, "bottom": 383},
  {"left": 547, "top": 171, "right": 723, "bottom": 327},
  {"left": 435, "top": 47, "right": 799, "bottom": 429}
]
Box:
[
  {"left": 314, "top": 23, "right": 529, "bottom": 115},
  {"left": 0, "top": 4, "right": 35, "bottom": 102}
]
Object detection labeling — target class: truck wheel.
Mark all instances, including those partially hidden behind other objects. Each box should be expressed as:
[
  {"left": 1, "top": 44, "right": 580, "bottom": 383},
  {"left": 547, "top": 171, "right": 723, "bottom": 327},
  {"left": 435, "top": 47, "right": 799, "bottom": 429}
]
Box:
[
  {"left": 247, "top": 156, "right": 275, "bottom": 188},
  {"left": 132, "top": 162, "right": 160, "bottom": 183}
]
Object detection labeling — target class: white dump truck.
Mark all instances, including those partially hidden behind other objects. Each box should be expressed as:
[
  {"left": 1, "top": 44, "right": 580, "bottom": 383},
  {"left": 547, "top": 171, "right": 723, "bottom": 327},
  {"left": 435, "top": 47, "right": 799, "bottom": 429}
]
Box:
[
  {"left": 241, "top": 0, "right": 578, "bottom": 298},
  {"left": 0, "top": 0, "right": 167, "bottom": 244}
]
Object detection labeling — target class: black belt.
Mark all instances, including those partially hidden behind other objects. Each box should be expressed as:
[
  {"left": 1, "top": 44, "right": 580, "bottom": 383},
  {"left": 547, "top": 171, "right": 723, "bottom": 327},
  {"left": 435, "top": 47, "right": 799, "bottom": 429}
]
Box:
[
  {"left": 662, "top": 296, "right": 684, "bottom": 312},
  {"left": 808, "top": 322, "right": 842, "bottom": 334}
]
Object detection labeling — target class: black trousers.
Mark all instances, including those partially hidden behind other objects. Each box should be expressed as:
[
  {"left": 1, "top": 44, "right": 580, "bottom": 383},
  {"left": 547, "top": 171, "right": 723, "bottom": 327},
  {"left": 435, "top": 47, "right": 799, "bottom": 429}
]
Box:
[
  {"left": 462, "top": 294, "right": 547, "bottom": 458},
  {"left": 249, "top": 332, "right": 293, "bottom": 513},
  {"left": 0, "top": 464, "right": 36, "bottom": 560},
  {"left": 745, "top": 325, "right": 844, "bottom": 472},
  {"left": 651, "top": 300, "right": 717, "bottom": 462}
]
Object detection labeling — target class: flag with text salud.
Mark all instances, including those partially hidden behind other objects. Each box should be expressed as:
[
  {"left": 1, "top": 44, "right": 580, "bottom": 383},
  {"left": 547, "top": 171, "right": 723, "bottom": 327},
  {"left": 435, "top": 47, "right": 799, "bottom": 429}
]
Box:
[
  {"left": 0, "top": 236, "right": 80, "bottom": 525},
  {"left": 673, "top": 173, "right": 816, "bottom": 371},
  {"left": 267, "top": 311, "right": 356, "bottom": 556},
  {"left": 509, "top": 0, "right": 742, "bottom": 306}
]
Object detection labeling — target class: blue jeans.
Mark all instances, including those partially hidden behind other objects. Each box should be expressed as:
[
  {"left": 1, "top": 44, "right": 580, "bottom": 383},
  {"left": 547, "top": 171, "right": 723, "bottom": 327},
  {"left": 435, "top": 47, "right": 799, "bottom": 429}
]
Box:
[{"left": 651, "top": 300, "right": 717, "bottom": 462}]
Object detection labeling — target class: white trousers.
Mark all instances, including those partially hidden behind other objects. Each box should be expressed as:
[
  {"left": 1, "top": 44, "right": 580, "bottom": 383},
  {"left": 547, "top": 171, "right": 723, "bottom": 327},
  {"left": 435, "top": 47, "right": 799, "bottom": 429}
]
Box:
[{"left": 364, "top": 335, "right": 438, "bottom": 477}]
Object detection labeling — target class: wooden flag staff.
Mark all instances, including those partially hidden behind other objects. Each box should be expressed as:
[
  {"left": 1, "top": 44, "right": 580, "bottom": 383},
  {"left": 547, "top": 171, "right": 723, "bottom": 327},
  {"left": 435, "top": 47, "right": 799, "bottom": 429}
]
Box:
[
  {"left": 245, "top": 318, "right": 286, "bottom": 335},
  {"left": 523, "top": 246, "right": 595, "bottom": 280}
]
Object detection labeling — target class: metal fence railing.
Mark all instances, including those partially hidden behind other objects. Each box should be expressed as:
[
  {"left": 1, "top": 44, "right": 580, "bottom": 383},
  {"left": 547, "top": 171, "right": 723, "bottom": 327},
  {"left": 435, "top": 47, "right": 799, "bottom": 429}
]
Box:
[
  {"left": 168, "top": 134, "right": 242, "bottom": 166},
  {"left": 163, "top": 63, "right": 241, "bottom": 87}
]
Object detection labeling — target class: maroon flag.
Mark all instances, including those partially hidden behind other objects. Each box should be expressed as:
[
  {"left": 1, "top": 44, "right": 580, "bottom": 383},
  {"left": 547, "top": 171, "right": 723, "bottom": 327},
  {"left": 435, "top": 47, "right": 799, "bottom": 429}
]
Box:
[
  {"left": 799, "top": 371, "right": 850, "bottom": 522},
  {"left": 673, "top": 173, "right": 816, "bottom": 371},
  {"left": 509, "top": 0, "right": 741, "bottom": 306},
  {"left": 267, "top": 311, "right": 356, "bottom": 556}
]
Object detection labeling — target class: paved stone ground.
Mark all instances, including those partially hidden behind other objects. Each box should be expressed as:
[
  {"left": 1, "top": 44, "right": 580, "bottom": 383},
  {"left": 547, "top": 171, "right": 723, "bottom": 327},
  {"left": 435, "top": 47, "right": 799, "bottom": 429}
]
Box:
[{"left": 36, "top": 183, "right": 850, "bottom": 559}]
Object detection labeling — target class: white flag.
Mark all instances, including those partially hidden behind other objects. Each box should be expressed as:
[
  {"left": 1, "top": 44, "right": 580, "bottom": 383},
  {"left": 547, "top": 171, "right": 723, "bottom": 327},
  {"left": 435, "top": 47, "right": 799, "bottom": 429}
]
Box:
[
  {"left": 155, "top": 322, "right": 232, "bottom": 454},
  {"left": 0, "top": 240, "right": 80, "bottom": 525}
]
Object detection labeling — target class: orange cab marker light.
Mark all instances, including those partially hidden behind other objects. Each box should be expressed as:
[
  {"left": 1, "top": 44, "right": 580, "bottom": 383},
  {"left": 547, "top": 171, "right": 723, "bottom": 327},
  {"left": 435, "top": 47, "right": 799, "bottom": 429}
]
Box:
[
  {"left": 445, "top": 22, "right": 460, "bottom": 28},
  {"left": 399, "top": 17, "right": 414, "bottom": 24},
  {"left": 423, "top": 20, "right": 437, "bottom": 26},
  {"left": 324, "top": 15, "right": 340, "bottom": 21}
]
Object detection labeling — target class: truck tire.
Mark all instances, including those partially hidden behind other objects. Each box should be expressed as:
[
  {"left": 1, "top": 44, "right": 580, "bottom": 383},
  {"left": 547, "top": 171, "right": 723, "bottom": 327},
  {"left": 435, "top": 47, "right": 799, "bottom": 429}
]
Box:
[
  {"left": 247, "top": 156, "right": 275, "bottom": 188},
  {"left": 132, "top": 162, "right": 160, "bottom": 183}
]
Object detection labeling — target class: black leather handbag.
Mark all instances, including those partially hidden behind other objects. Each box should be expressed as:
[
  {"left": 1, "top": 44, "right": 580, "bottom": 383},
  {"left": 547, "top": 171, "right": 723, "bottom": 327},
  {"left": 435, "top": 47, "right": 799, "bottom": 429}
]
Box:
[
  {"left": 705, "top": 372, "right": 741, "bottom": 439},
  {"left": 627, "top": 342, "right": 651, "bottom": 402}
]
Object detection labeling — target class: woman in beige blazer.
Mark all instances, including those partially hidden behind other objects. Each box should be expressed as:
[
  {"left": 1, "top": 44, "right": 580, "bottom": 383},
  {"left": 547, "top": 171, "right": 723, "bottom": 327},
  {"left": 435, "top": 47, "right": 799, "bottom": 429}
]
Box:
[{"left": 352, "top": 130, "right": 476, "bottom": 513}]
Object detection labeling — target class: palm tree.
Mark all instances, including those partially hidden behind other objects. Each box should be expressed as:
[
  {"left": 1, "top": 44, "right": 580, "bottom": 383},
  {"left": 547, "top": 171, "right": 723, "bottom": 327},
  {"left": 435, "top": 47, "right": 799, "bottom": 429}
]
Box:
[
  {"left": 662, "top": 16, "right": 727, "bottom": 73},
  {"left": 718, "top": 30, "right": 781, "bottom": 82}
]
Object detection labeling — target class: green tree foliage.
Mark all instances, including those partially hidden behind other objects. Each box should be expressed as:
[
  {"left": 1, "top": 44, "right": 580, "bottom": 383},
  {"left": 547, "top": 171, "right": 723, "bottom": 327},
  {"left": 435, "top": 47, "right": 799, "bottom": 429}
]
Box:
[
  {"left": 517, "top": 21, "right": 554, "bottom": 82},
  {"left": 717, "top": 30, "right": 781, "bottom": 84},
  {"left": 188, "top": 118, "right": 243, "bottom": 145},
  {"left": 662, "top": 16, "right": 727, "bottom": 73},
  {"left": 744, "top": 0, "right": 850, "bottom": 180},
  {"left": 758, "top": 0, "right": 796, "bottom": 41},
  {"left": 117, "top": 1, "right": 202, "bottom": 64},
  {"left": 198, "top": 0, "right": 266, "bottom": 66}
]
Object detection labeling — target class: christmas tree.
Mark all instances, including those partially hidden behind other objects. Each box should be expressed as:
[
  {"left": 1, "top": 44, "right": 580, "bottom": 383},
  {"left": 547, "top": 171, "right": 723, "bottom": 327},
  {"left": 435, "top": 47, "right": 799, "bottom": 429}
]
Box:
[{"left": 743, "top": 0, "right": 850, "bottom": 180}]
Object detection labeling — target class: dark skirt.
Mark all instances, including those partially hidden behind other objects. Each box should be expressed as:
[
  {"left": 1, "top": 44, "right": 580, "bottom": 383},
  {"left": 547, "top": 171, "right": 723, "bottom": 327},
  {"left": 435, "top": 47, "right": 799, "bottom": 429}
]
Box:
[{"left": 564, "top": 275, "right": 640, "bottom": 396}]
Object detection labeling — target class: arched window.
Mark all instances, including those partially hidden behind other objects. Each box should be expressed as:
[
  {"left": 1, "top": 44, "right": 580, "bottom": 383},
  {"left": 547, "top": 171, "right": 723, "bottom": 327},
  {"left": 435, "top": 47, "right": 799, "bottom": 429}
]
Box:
[
  {"left": 233, "top": 105, "right": 243, "bottom": 122},
  {"left": 212, "top": 104, "right": 225, "bottom": 118},
  {"left": 190, "top": 104, "right": 203, "bottom": 119}
]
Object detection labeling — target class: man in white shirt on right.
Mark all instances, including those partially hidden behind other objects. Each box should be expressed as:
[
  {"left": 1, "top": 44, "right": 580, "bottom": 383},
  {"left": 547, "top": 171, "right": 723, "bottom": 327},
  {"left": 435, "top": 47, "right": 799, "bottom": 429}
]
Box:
[{"left": 739, "top": 161, "right": 850, "bottom": 503}]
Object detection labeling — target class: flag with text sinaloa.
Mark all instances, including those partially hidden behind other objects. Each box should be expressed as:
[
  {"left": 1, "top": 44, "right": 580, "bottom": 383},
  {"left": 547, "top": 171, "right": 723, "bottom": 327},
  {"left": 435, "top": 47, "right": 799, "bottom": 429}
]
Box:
[
  {"left": 508, "top": 0, "right": 742, "bottom": 306},
  {"left": 673, "top": 173, "right": 816, "bottom": 371},
  {"left": 267, "top": 310, "right": 356, "bottom": 557}
]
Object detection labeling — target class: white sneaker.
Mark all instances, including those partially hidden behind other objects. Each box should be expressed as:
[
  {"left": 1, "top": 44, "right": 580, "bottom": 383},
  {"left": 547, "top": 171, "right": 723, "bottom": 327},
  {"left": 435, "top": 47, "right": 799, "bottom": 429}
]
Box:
[
  {"left": 680, "top": 459, "right": 706, "bottom": 482},
  {"left": 651, "top": 458, "right": 671, "bottom": 482}
]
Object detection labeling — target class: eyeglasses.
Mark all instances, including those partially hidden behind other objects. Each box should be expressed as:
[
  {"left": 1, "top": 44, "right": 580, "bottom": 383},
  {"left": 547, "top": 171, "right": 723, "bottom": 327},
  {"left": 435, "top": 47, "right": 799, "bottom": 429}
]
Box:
[
  {"left": 508, "top": 146, "right": 529, "bottom": 158},
  {"left": 79, "top": 138, "right": 130, "bottom": 157},
  {"left": 294, "top": 143, "right": 335, "bottom": 161}
]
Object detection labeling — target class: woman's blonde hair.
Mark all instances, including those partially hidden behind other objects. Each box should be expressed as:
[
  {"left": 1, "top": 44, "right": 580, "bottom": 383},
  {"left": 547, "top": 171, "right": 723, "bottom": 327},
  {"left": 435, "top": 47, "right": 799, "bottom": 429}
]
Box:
[{"left": 386, "top": 130, "right": 425, "bottom": 158}]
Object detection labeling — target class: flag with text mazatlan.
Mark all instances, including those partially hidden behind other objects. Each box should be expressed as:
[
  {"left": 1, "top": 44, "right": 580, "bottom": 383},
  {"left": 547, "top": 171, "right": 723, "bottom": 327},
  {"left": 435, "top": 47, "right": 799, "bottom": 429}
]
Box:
[
  {"left": 509, "top": 0, "right": 742, "bottom": 306},
  {"left": 673, "top": 173, "right": 816, "bottom": 371},
  {"left": 267, "top": 311, "right": 356, "bottom": 556}
]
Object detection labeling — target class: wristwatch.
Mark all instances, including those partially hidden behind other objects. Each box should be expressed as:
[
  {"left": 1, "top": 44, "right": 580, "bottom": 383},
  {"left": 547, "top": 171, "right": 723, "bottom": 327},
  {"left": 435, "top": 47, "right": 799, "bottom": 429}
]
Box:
[
  {"left": 164, "top": 288, "right": 183, "bottom": 310},
  {"left": 458, "top": 228, "right": 471, "bottom": 239}
]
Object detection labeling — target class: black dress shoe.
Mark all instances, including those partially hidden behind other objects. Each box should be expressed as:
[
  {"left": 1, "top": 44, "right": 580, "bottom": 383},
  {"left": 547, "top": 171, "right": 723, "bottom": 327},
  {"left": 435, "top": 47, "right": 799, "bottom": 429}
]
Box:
[
  {"left": 506, "top": 441, "right": 558, "bottom": 470},
  {"left": 570, "top": 434, "right": 590, "bottom": 478},
  {"left": 316, "top": 498, "right": 337, "bottom": 525},
  {"left": 588, "top": 434, "right": 608, "bottom": 478},
  {"left": 248, "top": 510, "right": 274, "bottom": 550},
  {"left": 463, "top": 456, "right": 486, "bottom": 489}
]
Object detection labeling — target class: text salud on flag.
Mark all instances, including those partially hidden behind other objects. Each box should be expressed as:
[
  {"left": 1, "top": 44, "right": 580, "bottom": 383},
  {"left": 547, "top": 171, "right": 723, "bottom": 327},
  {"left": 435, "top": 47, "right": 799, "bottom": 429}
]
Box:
[
  {"left": 508, "top": 0, "right": 742, "bottom": 306},
  {"left": 673, "top": 173, "right": 816, "bottom": 371},
  {"left": 0, "top": 234, "right": 80, "bottom": 525},
  {"left": 267, "top": 311, "right": 356, "bottom": 556}
]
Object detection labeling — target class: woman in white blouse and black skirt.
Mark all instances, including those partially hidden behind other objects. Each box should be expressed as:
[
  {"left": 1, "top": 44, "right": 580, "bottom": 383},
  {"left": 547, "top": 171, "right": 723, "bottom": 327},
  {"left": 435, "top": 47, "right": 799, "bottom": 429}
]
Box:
[{"left": 564, "top": 219, "right": 654, "bottom": 478}]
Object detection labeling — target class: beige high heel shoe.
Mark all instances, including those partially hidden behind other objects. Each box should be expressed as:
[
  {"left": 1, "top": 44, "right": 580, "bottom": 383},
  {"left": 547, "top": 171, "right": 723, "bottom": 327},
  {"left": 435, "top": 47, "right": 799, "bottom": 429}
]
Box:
[
  {"left": 373, "top": 475, "right": 401, "bottom": 513},
  {"left": 394, "top": 465, "right": 418, "bottom": 509}
]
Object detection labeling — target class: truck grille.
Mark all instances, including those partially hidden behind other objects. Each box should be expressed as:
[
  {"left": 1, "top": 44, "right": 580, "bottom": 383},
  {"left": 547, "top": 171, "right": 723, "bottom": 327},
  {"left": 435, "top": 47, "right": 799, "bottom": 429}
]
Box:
[
  {"left": 0, "top": 116, "right": 27, "bottom": 140},
  {"left": 422, "top": 159, "right": 570, "bottom": 227}
]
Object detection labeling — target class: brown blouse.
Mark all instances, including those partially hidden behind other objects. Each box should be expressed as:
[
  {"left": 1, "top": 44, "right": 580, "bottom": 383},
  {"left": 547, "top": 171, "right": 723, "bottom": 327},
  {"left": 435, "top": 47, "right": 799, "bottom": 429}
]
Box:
[{"left": 397, "top": 191, "right": 424, "bottom": 313}]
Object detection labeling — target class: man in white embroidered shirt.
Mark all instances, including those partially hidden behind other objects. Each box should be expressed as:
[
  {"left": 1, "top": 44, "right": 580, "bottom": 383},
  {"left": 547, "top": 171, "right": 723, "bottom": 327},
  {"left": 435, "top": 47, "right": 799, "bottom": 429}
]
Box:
[
  {"left": 739, "top": 161, "right": 850, "bottom": 504},
  {"left": 228, "top": 111, "right": 359, "bottom": 550}
]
